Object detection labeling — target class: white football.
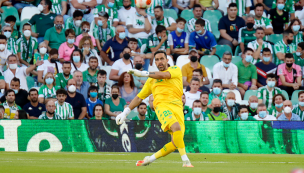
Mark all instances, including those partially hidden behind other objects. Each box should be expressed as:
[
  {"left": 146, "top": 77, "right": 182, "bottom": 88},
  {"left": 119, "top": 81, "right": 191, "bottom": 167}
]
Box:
[{"left": 135, "top": 0, "right": 153, "bottom": 9}]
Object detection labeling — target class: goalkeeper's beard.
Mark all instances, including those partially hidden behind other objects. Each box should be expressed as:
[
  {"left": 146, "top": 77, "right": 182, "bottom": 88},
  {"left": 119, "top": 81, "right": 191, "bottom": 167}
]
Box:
[{"left": 157, "top": 63, "right": 167, "bottom": 71}]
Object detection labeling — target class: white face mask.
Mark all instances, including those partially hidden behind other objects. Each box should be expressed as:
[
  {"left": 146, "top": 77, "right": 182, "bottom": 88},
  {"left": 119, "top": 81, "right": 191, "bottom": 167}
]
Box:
[
  {"left": 40, "top": 47, "right": 47, "bottom": 54},
  {"left": 75, "top": 20, "right": 82, "bottom": 27},
  {"left": 284, "top": 106, "right": 292, "bottom": 114},
  {"left": 38, "top": 4, "right": 44, "bottom": 12},
  {"left": 24, "top": 30, "right": 31, "bottom": 37},
  {"left": 68, "top": 85, "right": 76, "bottom": 93},
  {"left": 9, "top": 63, "right": 17, "bottom": 70},
  {"left": 0, "top": 44, "right": 5, "bottom": 51}
]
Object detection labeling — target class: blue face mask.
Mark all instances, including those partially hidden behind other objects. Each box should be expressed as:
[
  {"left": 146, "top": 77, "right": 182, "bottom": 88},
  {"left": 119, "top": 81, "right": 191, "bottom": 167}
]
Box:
[
  {"left": 98, "top": 20, "right": 103, "bottom": 26},
  {"left": 67, "top": 38, "right": 74, "bottom": 44},
  {"left": 4, "top": 32, "right": 11, "bottom": 38},
  {"left": 45, "top": 78, "right": 54, "bottom": 85},
  {"left": 73, "top": 56, "right": 80, "bottom": 63},
  {"left": 176, "top": 27, "right": 183, "bottom": 33},
  {"left": 227, "top": 99, "right": 235, "bottom": 107},
  {"left": 299, "top": 102, "right": 304, "bottom": 107},
  {"left": 119, "top": 32, "right": 126, "bottom": 39},
  {"left": 263, "top": 56, "right": 270, "bottom": 62},
  {"left": 196, "top": 30, "right": 202, "bottom": 34},
  {"left": 267, "top": 81, "right": 275, "bottom": 88},
  {"left": 13, "top": 89, "right": 18, "bottom": 94},
  {"left": 250, "top": 103, "right": 258, "bottom": 109},
  {"left": 296, "top": 52, "right": 302, "bottom": 57},
  {"left": 108, "top": 2, "right": 114, "bottom": 8},
  {"left": 259, "top": 111, "right": 267, "bottom": 118},
  {"left": 223, "top": 62, "right": 230, "bottom": 68},
  {"left": 245, "top": 55, "right": 253, "bottom": 63},
  {"left": 158, "top": 36, "right": 162, "bottom": 39},
  {"left": 277, "top": 4, "right": 285, "bottom": 10},
  {"left": 90, "top": 92, "right": 98, "bottom": 98},
  {"left": 240, "top": 113, "right": 248, "bottom": 120},
  {"left": 213, "top": 87, "right": 221, "bottom": 95},
  {"left": 275, "top": 103, "right": 283, "bottom": 108},
  {"left": 193, "top": 107, "right": 201, "bottom": 115},
  {"left": 293, "top": 25, "right": 300, "bottom": 32}
]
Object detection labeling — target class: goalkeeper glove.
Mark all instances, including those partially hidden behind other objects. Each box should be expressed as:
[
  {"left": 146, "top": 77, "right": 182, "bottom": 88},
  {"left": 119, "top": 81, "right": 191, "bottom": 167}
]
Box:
[
  {"left": 128, "top": 69, "right": 149, "bottom": 77},
  {"left": 116, "top": 107, "right": 131, "bottom": 125}
]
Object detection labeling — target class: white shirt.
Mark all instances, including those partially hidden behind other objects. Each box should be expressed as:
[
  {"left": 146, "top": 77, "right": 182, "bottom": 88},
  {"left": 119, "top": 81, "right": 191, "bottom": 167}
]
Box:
[
  {"left": 83, "top": 49, "right": 102, "bottom": 67},
  {"left": 71, "top": 62, "right": 89, "bottom": 73},
  {"left": 37, "top": 60, "right": 63, "bottom": 78},
  {"left": 0, "top": 46, "right": 12, "bottom": 72},
  {"left": 118, "top": 7, "right": 136, "bottom": 24},
  {"left": 4, "top": 67, "right": 29, "bottom": 91},
  {"left": 111, "top": 59, "right": 133, "bottom": 76},
  {"left": 168, "top": 32, "right": 189, "bottom": 46},
  {"left": 184, "top": 91, "right": 201, "bottom": 107},
  {"left": 213, "top": 61, "right": 238, "bottom": 86},
  {"left": 126, "top": 12, "right": 152, "bottom": 39},
  {"left": 177, "top": 0, "right": 190, "bottom": 8},
  {"left": 70, "top": 0, "right": 94, "bottom": 15},
  {"left": 253, "top": 114, "right": 277, "bottom": 121}
]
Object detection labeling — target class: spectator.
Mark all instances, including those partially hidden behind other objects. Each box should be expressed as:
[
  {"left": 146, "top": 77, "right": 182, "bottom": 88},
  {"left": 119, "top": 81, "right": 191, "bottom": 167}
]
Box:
[
  {"left": 253, "top": 103, "right": 277, "bottom": 120},
  {"left": 182, "top": 94, "right": 191, "bottom": 115},
  {"left": 168, "top": 17, "right": 189, "bottom": 61},
  {"left": 147, "top": 95, "right": 157, "bottom": 120},
  {"left": 2, "top": 25, "right": 17, "bottom": 54},
  {"left": 185, "top": 100, "right": 209, "bottom": 121},
  {"left": 0, "top": 35, "right": 12, "bottom": 71},
  {"left": 55, "top": 61, "right": 73, "bottom": 89},
  {"left": 226, "top": 0, "right": 251, "bottom": 17},
  {"left": 132, "top": 56, "right": 147, "bottom": 90},
  {"left": 70, "top": 49, "right": 89, "bottom": 72},
  {"left": 248, "top": 95, "right": 258, "bottom": 116},
  {"left": 268, "top": 93, "right": 286, "bottom": 118},
  {"left": 93, "top": 12, "right": 115, "bottom": 53},
  {"left": 277, "top": 53, "right": 304, "bottom": 96},
  {"left": 23, "top": 88, "right": 46, "bottom": 119},
  {"left": 38, "top": 72, "right": 60, "bottom": 104},
  {"left": 75, "top": 22, "right": 96, "bottom": 47},
  {"left": 278, "top": 100, "right": 301, "bottom": 121},
  {"left": 118, "top": 0, "right": 136, "bottom": 26},
  {"left": 58, "top": 29, "right": 76, "bottom": 62},
  {"left": 292, "top": 91, "right": 304, "bottom": 121},
  {"left": 38, "top": 100, "right": 62, "bottom": 119},
  {"left": 86, "top": 86, "right": 103, "bottom": 118},
  {"left": 221, "top": 91, "right": 239, "bottom": 120},
  {"left": 171, "top": 0, "right": 195, "bottom": 15},
  {"left": 128, "top": 38, "right": 153, "bottom": 71},
  {"left": 0, "top": 89, "right": 22, "bottom": 119},
  {"left": 47, "top": 0, "right": 68, "bottom": 20},
  {"left": 186, "top": 4, "right": 212, "bottom": 33},
  {"left": 94, "top": 0, "right": 118, "bottom": 27},
  {"left": 200, "top": 91, "right": 212, "bottom": 115},
  {"left": 104, "top": 85, "right": 127, "bottom": 120},
  {"left": 0, "top": 77, "right": 29, "bottom": 108},
  {"left": 235, "top": 105, "right": 256, "bottom": 120},
  {"left": 189, "top": 19, "right": 217, "bottom": 56},
  {"left": 213, "top": 51, "right": 238, "bottom": 90},
  {"left": 110, "top": 46, "right": 133, "bottom": 81},
  {"left": 295, "top": 42, "right": 304, "bottom": 68},
  {"left": 70, "top": 0, "right": 97, "bottom": 23},
  {"left": 182, "top": 49, "right": 208, "bottom": 87},
  {"left": 236, "top": 48, "right": 258, "bottom": 97},
  {"left": 97, "top": 70, "right": 111, "bottom": 103},
  {"left": 65, "top": 79, "right": 87, "bottom": 119},
  {"left": 208, "top": 79, "right": 226, "bottom": 104},
  {"left": 151, "top": 6, "right": 176, "bottom": 34},
  {"left": 132, "top": 102, "right": 149, "bottom": 120},
  {"left": 184, "top": 78, "right": 201, "bottom": 107},
  {"left": 185, "top": 69, "right": 210, "bottom": 93},
  {"left": 55, "top": 89, "right": 74, "bottom": 119},
  {"left": 82, "top": 56, "right": 99, "bottom": 85},
  {"left": 4, "top": 16, "right": 19, "bottom": 40},
  {"left": 73, "top": 70, "right": 90, "bottom": 100},
  {"left": 196, "top": 0, "right": 220, "bottom": 12},
  {"left": 44, "top": 15, "right": 66, "bottom": 51},
  {"left": 257, "top": 73, "right": 282, "bottom": 108},
  {"left": 37, "top": 49, "right": 62, "bottom": 83},
  {"left": 218, "top": 3, "right": 245, "bottom": 49},
  {"left": 207, "top": 98, "right": 228, "bottom": 120},
  {"left": 287, "top": 19, "right": 303, "bottom": 46},
  {"left": 274, "top": 30, "right": 296, "bottom": 65},
  {"left": 146, "top": 25, "right": 170, "bottom": 55},
  {"left": 28, "top": 0, "right": 57, "bottom": 43},
  {"left": 90, "top": 104, "right": 104, "bottom": 120},
  {"left": 117, "top": 72, "right": 138, "bottom": 104},
  {"left": 4, "top": 54, "right": 42, "bottom": 91},
  {"left": 272, "top": 0, "right": 295, "bottom": 20},
  {"left": 100, "top": 25, "right": 129, "bottom": 65},
  {"left": 65, "top": 10, "right": 85, "bottom": 36},
  {"left": 146, "top": 0, "right": 163, "bottom": 16},
  {"left": 253, "top": 3, "right": 273, "bottom": 35},
  {"left": 33, "top": 42, "right": 49, "bottom": 64},
  {"left": 79, "top": 36, "right": 101, "bottom": 67},
  {"left": 270, "top": 0, "right": 289, "bottom": 34},
  {"left": 0, "top": 105, "right": 4, "bottom": 119},
  {"left": 17, "top": 23, "right": 38, "bottom": 67},
  {"left": 239, "top": 14, "right": 256, "bottom": 53}
]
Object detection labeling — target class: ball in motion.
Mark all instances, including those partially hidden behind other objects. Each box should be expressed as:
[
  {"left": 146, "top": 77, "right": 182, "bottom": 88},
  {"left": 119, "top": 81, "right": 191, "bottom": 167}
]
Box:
[{"left": 135, "top": 0, "right": 152, "bottom": 9}]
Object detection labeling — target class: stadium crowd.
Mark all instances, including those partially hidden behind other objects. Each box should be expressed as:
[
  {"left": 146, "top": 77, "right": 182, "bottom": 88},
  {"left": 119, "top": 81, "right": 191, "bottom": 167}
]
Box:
[{"left": 0, "top": 0, "right": 304, "bottom": 121}]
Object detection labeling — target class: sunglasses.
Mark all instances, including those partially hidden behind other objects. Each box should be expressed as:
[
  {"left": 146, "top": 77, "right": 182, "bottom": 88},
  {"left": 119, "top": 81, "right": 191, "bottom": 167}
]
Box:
[{"left": 3, "top": 30, "right": 11, "bottom": 32}]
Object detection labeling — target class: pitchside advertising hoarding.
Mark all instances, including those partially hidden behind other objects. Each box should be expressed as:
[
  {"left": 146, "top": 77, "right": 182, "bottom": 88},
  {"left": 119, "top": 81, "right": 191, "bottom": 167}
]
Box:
[{"left": 0, "top": 120, "right": 304, "bottom": 154}]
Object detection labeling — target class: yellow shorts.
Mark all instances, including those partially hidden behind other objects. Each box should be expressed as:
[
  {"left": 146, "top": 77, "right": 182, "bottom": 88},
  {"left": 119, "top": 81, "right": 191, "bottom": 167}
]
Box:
[{"left": 155, "top": 104, "right": 185, "bottom": 135}]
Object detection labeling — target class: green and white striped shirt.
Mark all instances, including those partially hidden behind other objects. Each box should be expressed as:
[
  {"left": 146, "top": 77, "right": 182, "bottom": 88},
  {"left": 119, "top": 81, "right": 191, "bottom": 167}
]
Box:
[
  {"left": 238, "top": 26, "right": 256, "bottom": 46},
  {"left": 38, "top": 112, "right": 62, "bottom": 119},
  {"left": 65, "top": 17, "right": 85, "bottom": 36},
  {"left": 50, "top": 0, "right": 67, "bottom": 14},
  {"left": 16, "top": 36, "right": 38, "bottom": 63},
  {"left": 254, "top": 17, "right": 273, "bottom": 29},
  {"left": 187, "top": 17, "right": 212, "bottom": 33},
  {"left": 94, "top": 5, "right": 118, "bottom": 27},
  {"left": 247, "top": 40, "right": 273, "bottom": 64},
  {"left": 227, "top": 0, "right": 252, "bottom": 17},
  {"left": 55, "top": 101, "right": 74, "bottom": 119},
  {"left": 146, "top": 33, "right": 170, "bottom": 53},
  {"left": 38, "top": 85, "right": 61, "bottom": 99},
  {"left": 151, "top": 17, "right": 176, "bottom": 35},
  {"left": 7, "top": 37, "right": 17, "bottom": 54},
  {"left": 272, "top": 0, "right": 295, "bottom": 13},
  {"left": 267, "top": 106, "right": 283, "bottom": 117},
  {"left": 293, "top": 31, "right": 303, "bottom": 46},
  {"left": 292, "top": 104, "right": 304, "bottom": 121},
  {"left": 257, "top": 86, "right": 282, "bottom": 109},
  {"left": 208, "top": 92, "right": 227, "bottom": 105},
  {"left": 146, "top": 0, "right": 163, "bottom": 15},
  {"left": 92, "top": 22, "right": 115, "bottom": 47},
  {"left": 274, "top": 40, "right": 297, "bottom": 65}
]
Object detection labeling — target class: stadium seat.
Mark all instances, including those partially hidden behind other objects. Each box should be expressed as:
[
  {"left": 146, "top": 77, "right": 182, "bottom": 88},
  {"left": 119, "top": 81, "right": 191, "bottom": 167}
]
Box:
[
  {"left": 203, "top": 10, "right": 222, "bottom": 40},
  {"left": 267, "top": 34, "right": 283, "bottom": 44},
  {"left": 215, "top": 45, "right": 232, "bottom": 59},
  {"left": 26, "top": 76, "right": 35, "bottom": 89},
  {"left": 234, "top": 45, "right": 241, "bottom": 56},
  {"left": 243, "top": 90, "right": 258, "bottom": 101},
  {"left": 200, "top": 55, "right": 220, "bottom": 74},
  {"left": 231, "top": 56, "right": 242, "bottom": 64},
  {"left": 20, "top": 6, "right": 40, "bottom": 21},
  {"left": 1, "top": 6, "right": 20, "bottom": 27},
  {"left": 164, "top": 9, "right": 178, "bottom": 20},
  {"left": 180, "top": 10, "right": 194, "bottom": 21},
  {"left": 204, "top": 67, "right": 213, "bottom": 89},
  {"left": 223, "top": 89, "right": 242, "bottom": 104},
  {"left": 281, "top": 90, "right": 289, "bottom": 100},
  {"left": 176, "top": 55, "right": 190, "bottom": 69},
  {"left": 291, "top": 90, "right": 303, "bottom": 105}
]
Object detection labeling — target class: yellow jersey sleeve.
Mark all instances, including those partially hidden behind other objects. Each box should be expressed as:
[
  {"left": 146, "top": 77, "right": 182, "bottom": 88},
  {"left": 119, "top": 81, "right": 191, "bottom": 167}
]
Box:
[
  {"left": 167, "top": 66, "right": 182, "bottom": 79},
  {"left": 137, "top": 78, "right": 152, "bottom": 100}
]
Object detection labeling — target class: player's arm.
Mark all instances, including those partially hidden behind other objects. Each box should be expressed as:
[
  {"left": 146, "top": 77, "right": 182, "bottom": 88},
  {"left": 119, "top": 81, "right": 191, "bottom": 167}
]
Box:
[{"left": 128, "top": 70, "right": 171, "bottom": 79}]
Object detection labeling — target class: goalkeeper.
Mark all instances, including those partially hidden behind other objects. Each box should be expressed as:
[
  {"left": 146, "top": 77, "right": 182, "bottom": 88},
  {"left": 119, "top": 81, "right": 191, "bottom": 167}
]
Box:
[{"left": 116, "top": 50, "right": 193, "bottom": 167}]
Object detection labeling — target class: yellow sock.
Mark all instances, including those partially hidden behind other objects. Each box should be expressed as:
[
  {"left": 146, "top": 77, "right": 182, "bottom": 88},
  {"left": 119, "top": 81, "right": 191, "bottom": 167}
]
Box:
[
  {"left": 172, "top": 130, "right": 186, "bottom": 156},
  {"left": 154, "top": 142, "right": 176, "bottom": 159}
]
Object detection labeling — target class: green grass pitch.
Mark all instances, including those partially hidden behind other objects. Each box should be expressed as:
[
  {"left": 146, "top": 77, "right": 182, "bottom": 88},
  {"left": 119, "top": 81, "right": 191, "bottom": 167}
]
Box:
[{"left": 0, "top": 152, "right": 304, "bottom": 173}]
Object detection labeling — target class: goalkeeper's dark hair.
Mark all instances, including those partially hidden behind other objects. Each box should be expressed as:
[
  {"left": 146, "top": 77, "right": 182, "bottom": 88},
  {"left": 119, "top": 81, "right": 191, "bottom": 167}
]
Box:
[{"left": 154, "top": 50, "right": 167, "bottom": 59}]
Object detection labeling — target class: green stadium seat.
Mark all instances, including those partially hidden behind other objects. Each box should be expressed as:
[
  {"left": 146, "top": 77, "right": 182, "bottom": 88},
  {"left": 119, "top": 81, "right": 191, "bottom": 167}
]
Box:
[
  {"left": 231, "top": 56, "right": 242, "bottom": 64},
  {"left": 164, "top": 0, "right": 171, "bottom": 7},
  {"left": 203, "top": 10, "right": 222, "bottom": 40},
  {"left": 200, "top": 55, "right": 220, "bottom": 74},
  {"left": 215, "top": 45, "right": 232, "bottom": 59},
  {"left": 291, "top": 90, "right": 303, "bottom": 105},
  {"left": 126, "top": 110, "right": 138, "bottom": 120},
  {"left": 164, "top": 9, "right": 178, "bottom": 20},
  {"left": 1, "top": 6, "right": 20, "bottom": 27},
  {"left": 267, "top": 34, "right": 283, "bottom": 44},
  {"left": 281, "top": 90, "right": 289, "bottom": 100},
  {"left": 234, "top": 45, "right": 242, "bottom": 56},
  {"left": 180, "top": 10, "right": 194, "bottom": 22},
  {"left": 26, "top": 76, "right": 35, "bottom": 89},
  {"left": 244, "top": 90, "right": 258, "bottom": 101}
]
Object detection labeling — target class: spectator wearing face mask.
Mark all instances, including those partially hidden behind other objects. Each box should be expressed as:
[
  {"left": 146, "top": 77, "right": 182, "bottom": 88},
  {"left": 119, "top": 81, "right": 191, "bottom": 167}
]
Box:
[
  {"left": 270, "top": 0, "right": 290, "bottom": 34},
  {"left": 79, "top": 36, "right": 101, "bottom": 67},
  {"left": 208, "top": 79, "right": 226, "bottom": 105},
  {"left": 58, "top": 29, "right": 77, "bottom": 63},
  {"left": 86, "top": 86, "right": 103, "bottom": 119},
  {"left": 0, "top": 35, "right": 12, "bottom": 71},
  {"left": 4, "top": 16, "right": 19, "bottom": 40},
  {"left": 75, "top": 21, "right": 96, "bottom": 47},
  {"left": 292, "top": 91, "right": 304, "bottom": 121},
  {"left": 254, "top": 103, "right": 277, "bottom": 120},
  {"left": 248, "top": 95, "right": 258, "bottom": 116},
  {"left": 185, "top": 100, "right": 209, "bottom": 121},
  {"left": 267, "top": 93, "right": 286, "bottom": 118},
  {"left": 93, "top": 0, "right": 119, "bottom": 27},
  {"left": 274, "top": 30, "right": 296, "bottom": 65},
  {"left": 1, "top": 25, "right": 17, "bottom": 55},
  {"left": 235, "top": 105, "right": 256, "bottom": 121},
  {"left": 44, "top": 15, "right": 66, "bottom": 51},
  {"left": 117, "top": 0, "right": 136, "bottom": 26},
  {"left": 65, "top": 10, "right": 85, "bottom": 37},
  {"left": 132, "top": 56, "right": 147, "bottom": 90},
  {"left": 38, "top": 72, "right": 60, "bottom": 104},
  {"left": 33, "top": 42, "right": 49, "bottom": 65},
  {"left": 70, "top": 49, "right": 89, "bottom": 72},
  {"left": 287, "top": 19, "right": 303, "bottom": 46},
  {"left": 294, "top": 42, "right": 304, "bottom": 69},
  {"left": 239, "top": 14, "right": 256, "bottom": 53},
  {"left": 104, "top": 85, "right": 127, "bottom": 120},
  {"left": 221, "top": 91, "right": 239, "bottom": 120},
  {"left": 207, "top": 98, "right": 228, "bottom": 121},
  {"left": 110, "top": 46, "right": 133, "bottom": 81}
]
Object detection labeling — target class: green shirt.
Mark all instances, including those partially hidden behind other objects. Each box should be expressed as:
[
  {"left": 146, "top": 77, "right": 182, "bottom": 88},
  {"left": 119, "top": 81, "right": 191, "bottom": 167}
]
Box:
[
  {"left": 235, "top": 60, "right": 257, "bottom": 84},
  {"left": 185, "top": 112, "right": 209, "bottom": 121},
  {"left": 92, "top": 22, "right": 115, "bottom": 47},
  {"left": 38, "top": 85, "right": 61, "bottom": 99},
  {"left": 247, "top": 40, "right": 272, "bottom": 64},
  {"left": 132, "top": 115, "right": 150, "bottom": 120},
  {"left": 11, "top": 30, "right": 19, "bottom": 40},
  {"left": 1, "top": 101, "right": 22, "bottom": 119},
  {"left": 293, "top": 31, "right": 303, "bottom": 45},
  {"left": 268, "top": 106, "right": 283, "bottom": 117},
  {"left": 183, "top": 105, "right": 192, "bottom": 115},
  {"left": 38, "top": 112, "right": 62, "bottom": 119},
  {"left": 207, "top": 112, "right": 228, "bottom": 121},
  {"left": 274, "top": 40, "right": 297, "bottom": 65},
  {"left": 90, "top": 116, "right": 107, "bottom": 120},
  {"left": 208, "top": 91, "right": 227, "bottom": 105},
  {"left": 82, "top": 69, "right": 98, "bottom": 84},
  {"left": 16, "top": 36, "right": 38, "bottom": 63},
  {"left": 257, "top": 86, "right": 282, "bottom": 109},
  {"left": 187, "top": 17, "right": 212, "bottom": 33},
  {"left": 238, "top": 27, "right": 256, "bottom": 47},
  {"left": 28, "top": 13, "right": 57, "bottom": 37},
  {"left": 55, "top": 101, "right": 74, "bottom": 119},
  {"left": 254, "top": 17, "right": 273, "bottom": 29},
  {"left": 7, "top": 37, "right": 17, "bottom": 54},
  {"left": 292, "top": 104, "right": 304, "bottom": 121},
  {"left": 33, "top": 52, "right": 49, "bottom": 64},
  {"left": 147, "top": 106, "right": 158, "bottom": 120},
  {"left": 145, "top": 33, "right": 170, "bottom": 53},
  {"left": 104, "top": 97, "right": 126, "bottom": 119},
  {"left": 94, "top": 5, "right": 118, "bottom": 27},
  {"left": 97, "top": 83, "right": 111, "bottom": 103},
  {"left": 272, "top": 0, "right": 295, "bottom": 13},
  {"left": 294, "top": 55, "right": 304, "bottom": 68},
  {"left": 65, "top": 17, "right": 85, "bottom": 36},
  {"left": 235, "top": 116, "right": 256, "bottom": 121},
  {"left": 55, "top": 73, "right": 73, "bottom": 89},
  {"left": 44, "top": 27, "right": 66, "bottom": 50},
  {"left": 50, "top": 0, "right": 67, "bottom": 14},
  {"left": 146, "top": 0, "right": 163, "bottom": 15}
]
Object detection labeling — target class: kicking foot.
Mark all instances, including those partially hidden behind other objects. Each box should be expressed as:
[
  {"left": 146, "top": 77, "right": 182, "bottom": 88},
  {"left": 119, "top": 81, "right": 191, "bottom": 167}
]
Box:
[
  {"left": 182, "top": 160, "right": 194, "bottom": 167},
  {"left": 136, "top": 156, "right": 151, "bottom": 166}
]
